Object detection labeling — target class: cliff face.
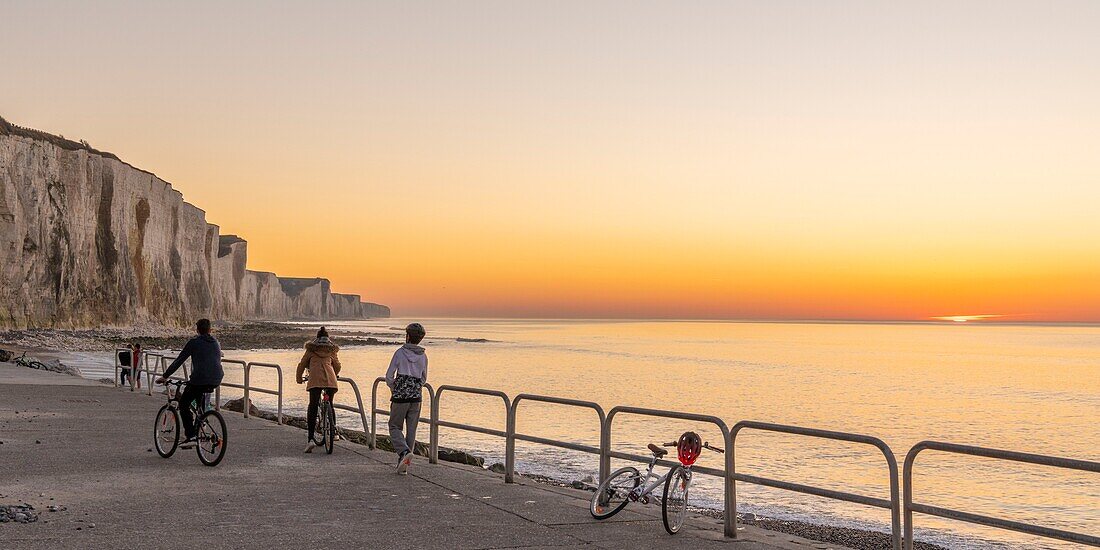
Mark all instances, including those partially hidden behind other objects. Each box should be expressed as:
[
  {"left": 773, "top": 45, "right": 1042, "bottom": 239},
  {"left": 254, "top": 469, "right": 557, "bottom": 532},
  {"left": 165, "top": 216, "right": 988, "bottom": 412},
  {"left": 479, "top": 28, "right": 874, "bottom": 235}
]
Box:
[{"left": 0, "top": 117, "right": 389, "bottom": 329}]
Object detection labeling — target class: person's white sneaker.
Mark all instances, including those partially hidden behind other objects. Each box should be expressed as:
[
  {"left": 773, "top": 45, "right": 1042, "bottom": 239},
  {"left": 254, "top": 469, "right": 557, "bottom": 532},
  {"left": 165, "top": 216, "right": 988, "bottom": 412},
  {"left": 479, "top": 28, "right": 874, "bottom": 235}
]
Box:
[
  {"left": 179, "top": 437, "right": 197, "bottom": 449},
  {"left": 397, "top": 452, "right": 411, "bottom": 475},
  {"left": 304, "top": 440, "right": 316, "bottom": 454}
]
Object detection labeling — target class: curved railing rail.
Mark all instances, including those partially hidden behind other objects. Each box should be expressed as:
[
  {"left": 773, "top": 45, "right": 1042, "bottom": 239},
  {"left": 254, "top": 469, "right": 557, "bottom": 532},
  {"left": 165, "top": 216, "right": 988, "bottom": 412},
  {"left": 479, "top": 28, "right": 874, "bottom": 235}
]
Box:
[
  {"left": 214, "top": 359, "right": 249, "bottom": 413},
  {"left": 155, "top": 355, "right": 189, "bottom": 384},
  {"left": 369, "top": 376, "right": 435, "bottom": 451},
  {"left": 430, "top": 385, "right": 510, "bottom": 468},
  {"left": 507, "top": 394, "right": 608, "bottom": 483},
  {"left": 130, "top": 350, "right": 154, "bottom": 390},
  {"left": 731, "top": 421, "right": 902, "bottom": 550},
  {"left": 244, "top": 362, "right": 284, "bottom": 424},
  {"left": 141, "top": 351, "right": 171, "bottom": 395},
  {"left": 334, "top": 376, "right": 370, "bottom": 434},
  {"left": 903, "top": 441, "right": 1100, "bottom": 549}
]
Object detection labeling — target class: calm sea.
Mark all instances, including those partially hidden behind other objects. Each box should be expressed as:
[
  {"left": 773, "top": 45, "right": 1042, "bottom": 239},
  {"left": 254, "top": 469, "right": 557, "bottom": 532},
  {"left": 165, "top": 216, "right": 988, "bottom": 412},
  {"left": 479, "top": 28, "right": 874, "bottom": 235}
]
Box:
[{"left": 198, "top": 319, "right": 1098, "bottom": 549}]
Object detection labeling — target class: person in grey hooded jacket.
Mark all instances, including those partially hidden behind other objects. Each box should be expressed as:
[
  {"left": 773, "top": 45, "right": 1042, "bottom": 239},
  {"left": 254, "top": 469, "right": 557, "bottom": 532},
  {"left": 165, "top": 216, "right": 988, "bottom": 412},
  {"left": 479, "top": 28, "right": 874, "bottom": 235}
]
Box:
[{"left": 386, "top": 322, "right": 428, "bottom": 474}]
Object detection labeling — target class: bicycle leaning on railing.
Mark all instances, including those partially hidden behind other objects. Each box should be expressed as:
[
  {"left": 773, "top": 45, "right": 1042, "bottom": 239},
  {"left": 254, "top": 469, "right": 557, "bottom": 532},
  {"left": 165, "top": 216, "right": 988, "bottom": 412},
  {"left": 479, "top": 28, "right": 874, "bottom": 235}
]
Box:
[
  {"left": 591, "top": 431, "right": 724, "bottom": 534},
  {"left": 154, "top": 380, "right": 228, "bottom": 466}
]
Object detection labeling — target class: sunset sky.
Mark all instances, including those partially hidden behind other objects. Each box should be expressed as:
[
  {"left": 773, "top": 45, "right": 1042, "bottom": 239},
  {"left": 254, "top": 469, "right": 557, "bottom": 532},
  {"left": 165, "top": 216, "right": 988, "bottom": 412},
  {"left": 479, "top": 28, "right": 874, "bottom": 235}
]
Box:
[{"left": 3, "top": 1, "right": 1099, "bottom": 321}]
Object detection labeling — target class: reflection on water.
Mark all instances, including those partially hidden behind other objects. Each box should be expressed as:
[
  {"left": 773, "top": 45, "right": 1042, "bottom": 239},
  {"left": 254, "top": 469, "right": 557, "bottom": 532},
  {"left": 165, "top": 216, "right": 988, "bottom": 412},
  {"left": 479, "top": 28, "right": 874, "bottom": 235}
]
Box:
[{"left": 227, "top": 319, "right": 1099, "bottom": 549}]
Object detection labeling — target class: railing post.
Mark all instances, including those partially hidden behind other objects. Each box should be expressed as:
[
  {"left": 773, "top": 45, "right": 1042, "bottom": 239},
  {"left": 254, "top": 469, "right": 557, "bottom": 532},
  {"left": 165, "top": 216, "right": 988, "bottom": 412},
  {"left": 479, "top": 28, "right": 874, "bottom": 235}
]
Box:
[
  {"left": 429, "top": 386, "right": 439, "bottom": 464},
  {"left": 113, "top": 348, "right": 121, "bottom": 388},
  {"left": 505, "top": 401, "right": 517, "bottom": 483},
  {"left": 276, "top": 365, "right": 283, "bottom": 424},
  {"left": 598, "top": 418, "right": 610, "bottom": 483},
  {"left": 903, "top": 447, "right": 916, "bottom": 550},
  {"left": 887, "top": 451, "right": 902, "bottom": 550},
  {"left": 242, "top": 363, "right": 251, "bottom": 419},
  {"left": 725, "top": 429, "right": 737, "bottom": 539},
  {"left": 370, "top": 379, "right": 379, "bottom": 449},
  {"left": 425, "top": 384, "right": 438, "bottom": 464}
]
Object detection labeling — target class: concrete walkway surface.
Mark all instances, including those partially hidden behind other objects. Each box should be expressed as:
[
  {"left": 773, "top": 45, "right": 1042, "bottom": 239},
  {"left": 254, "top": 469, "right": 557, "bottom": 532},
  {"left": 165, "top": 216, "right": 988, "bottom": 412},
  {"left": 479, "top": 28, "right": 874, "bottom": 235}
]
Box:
[{"left": 0, "top": 363, "right": 852, "bottom": 549}]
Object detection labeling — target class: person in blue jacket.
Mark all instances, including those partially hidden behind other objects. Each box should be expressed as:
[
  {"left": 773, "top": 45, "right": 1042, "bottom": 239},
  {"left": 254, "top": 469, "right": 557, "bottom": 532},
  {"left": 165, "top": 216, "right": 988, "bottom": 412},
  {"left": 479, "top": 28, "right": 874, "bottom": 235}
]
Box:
[{"left": 156, "top": 319, "right": 224, "bottom": 448}]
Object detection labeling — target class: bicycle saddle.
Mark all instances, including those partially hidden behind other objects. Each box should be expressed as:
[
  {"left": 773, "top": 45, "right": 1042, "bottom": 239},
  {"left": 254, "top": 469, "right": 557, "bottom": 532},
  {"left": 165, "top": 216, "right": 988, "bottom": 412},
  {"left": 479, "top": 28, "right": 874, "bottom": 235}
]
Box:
[{"left": 648, "top": 443, "right": 668, "bottom": 458}]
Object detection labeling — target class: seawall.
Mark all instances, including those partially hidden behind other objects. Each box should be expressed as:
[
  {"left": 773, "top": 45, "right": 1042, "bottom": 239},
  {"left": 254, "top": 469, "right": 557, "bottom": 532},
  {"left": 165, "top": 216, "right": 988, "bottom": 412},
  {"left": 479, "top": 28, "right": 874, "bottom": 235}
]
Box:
[{"left": 0, "top": 116, "right": 389, "bottom": 329}]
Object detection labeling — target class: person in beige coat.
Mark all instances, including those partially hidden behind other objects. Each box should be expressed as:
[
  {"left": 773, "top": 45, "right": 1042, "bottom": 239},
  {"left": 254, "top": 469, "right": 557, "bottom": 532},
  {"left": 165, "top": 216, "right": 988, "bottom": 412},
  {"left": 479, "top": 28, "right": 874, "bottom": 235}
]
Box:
[{"left": 296, "top": 327, "right": 341, "bottom": 453}]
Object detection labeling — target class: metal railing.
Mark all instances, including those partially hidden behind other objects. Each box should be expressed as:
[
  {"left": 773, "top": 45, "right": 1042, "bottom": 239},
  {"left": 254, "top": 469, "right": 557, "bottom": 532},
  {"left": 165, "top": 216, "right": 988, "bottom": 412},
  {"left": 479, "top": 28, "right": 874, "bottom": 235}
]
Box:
[
  {"left": 214, "top": 359, "right": 248, "bottom": 413},
  {"left": 368, "top": 376, "right": 435, "bottom": 451},
  {"left": 131, "top": 351, "right": 154, "bottom": 389},
  {"left": 141, "top": 351, "right": 167, "bottom": 395},
  {"left": 507, "top": 394, "right": 608, "bottom": 483},
  {"left": 113, "top": 347, "right": 142, "bottom": 389},
  {"left": 431, "top": 385, "right": 511, "bottom": 470},
  {"left": 731, "top": 421, "right": 901, "bottom": 549},
  {"left": 152, "top": 355, "right": 189, "bottom": 387},
  {"left": 903, "top": 441, "right": 1100, "bottom": 549},
  {"left": 97, "top": 353, "right": 1100, "bottom": 548},
  {"left": 243, "top": 362, "right": 283, "bottom": 424},
  {"left": 334, "top": 376, "right": 370, "bottom": 434}
]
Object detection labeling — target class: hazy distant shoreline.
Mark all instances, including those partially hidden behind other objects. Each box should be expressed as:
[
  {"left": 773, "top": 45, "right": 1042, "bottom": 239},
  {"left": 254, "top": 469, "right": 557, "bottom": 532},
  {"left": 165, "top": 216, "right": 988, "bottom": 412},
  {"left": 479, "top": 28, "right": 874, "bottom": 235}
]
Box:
[{"left": 0, "top": 322, "right": 402, "bottom": 352}]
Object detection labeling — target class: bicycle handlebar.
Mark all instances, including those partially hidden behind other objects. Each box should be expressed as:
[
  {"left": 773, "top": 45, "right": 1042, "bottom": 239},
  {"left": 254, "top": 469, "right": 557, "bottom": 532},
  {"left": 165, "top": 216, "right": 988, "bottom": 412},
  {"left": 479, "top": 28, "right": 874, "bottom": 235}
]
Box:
[{"left": 703, "top": 442, "right": 725, "bottom": 453}]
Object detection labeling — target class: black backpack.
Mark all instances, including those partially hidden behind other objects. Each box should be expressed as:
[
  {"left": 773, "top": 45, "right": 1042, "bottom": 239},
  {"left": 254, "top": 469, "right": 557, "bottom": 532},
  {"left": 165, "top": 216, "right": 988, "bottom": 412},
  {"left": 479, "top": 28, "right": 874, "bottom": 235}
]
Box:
[{"left": 117, "top": 350, "right": 132, "bottom": 367}]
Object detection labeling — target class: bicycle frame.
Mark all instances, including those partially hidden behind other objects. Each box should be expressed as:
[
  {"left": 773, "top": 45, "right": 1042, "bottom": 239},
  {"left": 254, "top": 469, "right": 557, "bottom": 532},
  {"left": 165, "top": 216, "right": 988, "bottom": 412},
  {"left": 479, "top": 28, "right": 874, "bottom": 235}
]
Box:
[
  {"left": 635, "top": 459, "right": 670, "bottom": 499},
  {"left": 165, "top": 381, "right": 212, "bottom": 428}
]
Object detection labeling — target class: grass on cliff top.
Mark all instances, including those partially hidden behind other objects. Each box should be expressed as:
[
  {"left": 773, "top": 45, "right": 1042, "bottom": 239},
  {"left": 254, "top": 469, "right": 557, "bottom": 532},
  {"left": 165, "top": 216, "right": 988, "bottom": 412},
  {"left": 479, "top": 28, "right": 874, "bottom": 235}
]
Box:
[{"left": 0, "top": 114, "right": 121, "bottom": 161}]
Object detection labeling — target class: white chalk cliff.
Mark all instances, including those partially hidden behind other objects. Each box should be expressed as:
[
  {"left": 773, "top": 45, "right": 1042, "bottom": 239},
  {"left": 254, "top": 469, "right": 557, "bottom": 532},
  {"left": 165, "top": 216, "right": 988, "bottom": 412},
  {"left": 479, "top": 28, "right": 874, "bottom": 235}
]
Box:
[{"left": 0, "top": 116, "right": 389, "bottom": 329}]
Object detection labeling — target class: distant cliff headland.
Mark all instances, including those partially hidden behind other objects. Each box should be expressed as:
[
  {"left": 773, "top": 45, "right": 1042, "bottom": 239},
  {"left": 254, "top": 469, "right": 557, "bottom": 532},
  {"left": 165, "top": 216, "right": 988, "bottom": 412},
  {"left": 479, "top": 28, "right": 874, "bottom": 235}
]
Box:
[{"left": 0, "top": 115, "right": 389, "bottom": 329}]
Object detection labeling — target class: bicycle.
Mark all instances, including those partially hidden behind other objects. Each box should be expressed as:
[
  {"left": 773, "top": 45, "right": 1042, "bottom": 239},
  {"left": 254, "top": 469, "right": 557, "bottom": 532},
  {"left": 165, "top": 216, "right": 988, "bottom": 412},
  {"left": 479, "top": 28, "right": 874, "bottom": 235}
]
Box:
[
  {"left": 11, "top": 351, "right": 48, "bottom": 370},
  {"left": 153, "top": 380, "right": 228, "bottom": 466},
  {"left": 590, "top": 431, "right": 724, "bottom": 535},
  {"left": 302, "top": 376, "right": 337, "bottom": 454}
]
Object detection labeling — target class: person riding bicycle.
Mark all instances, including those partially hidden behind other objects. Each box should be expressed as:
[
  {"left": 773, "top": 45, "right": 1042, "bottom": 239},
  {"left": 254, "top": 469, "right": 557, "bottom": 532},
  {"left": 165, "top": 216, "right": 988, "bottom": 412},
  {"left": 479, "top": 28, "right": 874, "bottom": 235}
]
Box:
[
  {"left": 156, "top": 319, "right": 224, "bottom": 449},
  {"left": 296, "top": 327, "right": 341, "bottom": 453}
]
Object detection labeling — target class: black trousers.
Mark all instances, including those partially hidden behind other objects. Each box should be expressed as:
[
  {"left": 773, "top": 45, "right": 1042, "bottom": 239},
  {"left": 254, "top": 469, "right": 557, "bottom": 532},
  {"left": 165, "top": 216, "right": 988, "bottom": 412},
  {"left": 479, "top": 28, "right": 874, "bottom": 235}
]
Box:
[
  {"left": 120, "top": 368, "right": 131, "bottom": 385},
  {"left": 307, "top": 387, "right": 337, "bottom": 441},
  {"left": 179, "top": 384, "right": 217, "bottom": 438}
]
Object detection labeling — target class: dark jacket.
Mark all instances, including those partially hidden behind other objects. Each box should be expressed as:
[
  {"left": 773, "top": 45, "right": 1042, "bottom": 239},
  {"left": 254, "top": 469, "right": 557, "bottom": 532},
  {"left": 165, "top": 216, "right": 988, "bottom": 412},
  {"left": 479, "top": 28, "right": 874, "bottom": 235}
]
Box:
[{"left": 163, "top": 334, "right": 224, "bottom": 386}]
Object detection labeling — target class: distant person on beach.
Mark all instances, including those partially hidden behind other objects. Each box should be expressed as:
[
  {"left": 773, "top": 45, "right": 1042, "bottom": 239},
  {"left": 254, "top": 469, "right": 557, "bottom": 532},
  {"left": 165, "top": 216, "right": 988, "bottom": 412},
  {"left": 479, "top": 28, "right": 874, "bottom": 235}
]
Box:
[
  {"left": 118, "top": 344, "right": 135, "bottom": 389},
  {"left": 295, "top": 326, "right": 342, "bottom": 453},
  {"left": 126, "top": 342, "right": 143, "bottom": 390},
  {"left": 118, "top": 342, "right": 143, "bottom": 390},
  {"left": 386, "top": 322, "right": 428, "bottom": 474},
  {"left": 156, "top": 319, "right": 224, "bottom": 449}
]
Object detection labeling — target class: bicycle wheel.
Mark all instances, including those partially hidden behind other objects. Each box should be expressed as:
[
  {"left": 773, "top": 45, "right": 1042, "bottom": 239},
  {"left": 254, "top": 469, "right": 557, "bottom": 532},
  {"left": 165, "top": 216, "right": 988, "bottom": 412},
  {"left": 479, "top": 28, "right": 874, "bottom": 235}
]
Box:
[
  {"left": 662, "top": 465, "right": 691, "bottom": 534},
  {"left": 154, "top": 405, "right": 180, "bottom": 458},
  {"left": 313, "top": 401, "right": 327, "bottom": 448},
  {"left": 196, "top": 410, "right": 228, "bottom": 467},
  {"left": 590, "top": 466, "right": 641, "bottom": 519},
  {"left": 323, "top": 401, "right": 335, "bottom": 455}
]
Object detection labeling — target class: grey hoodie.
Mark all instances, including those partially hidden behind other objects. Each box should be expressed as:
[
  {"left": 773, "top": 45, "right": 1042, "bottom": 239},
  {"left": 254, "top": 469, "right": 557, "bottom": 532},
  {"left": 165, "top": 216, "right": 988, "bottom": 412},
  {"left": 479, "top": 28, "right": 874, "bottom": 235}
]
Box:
[{"left": 386, "top": 343, "right": 428, "bottom": 402}]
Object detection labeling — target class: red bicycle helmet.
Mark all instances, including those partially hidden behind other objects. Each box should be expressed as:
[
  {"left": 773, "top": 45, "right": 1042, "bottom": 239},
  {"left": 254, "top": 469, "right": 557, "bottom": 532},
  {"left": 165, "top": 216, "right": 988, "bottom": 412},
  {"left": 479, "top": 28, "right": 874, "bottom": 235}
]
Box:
[{"left": 677, "top": 431, "right": 703, "bottom": 466}]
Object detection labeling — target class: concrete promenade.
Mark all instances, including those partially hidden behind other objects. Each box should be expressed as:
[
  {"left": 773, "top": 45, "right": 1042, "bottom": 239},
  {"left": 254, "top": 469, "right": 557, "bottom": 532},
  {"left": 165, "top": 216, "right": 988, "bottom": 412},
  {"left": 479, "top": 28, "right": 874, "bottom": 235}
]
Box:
[{"left": 0, "top": 364, "right": 850, "bottom": 549}]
